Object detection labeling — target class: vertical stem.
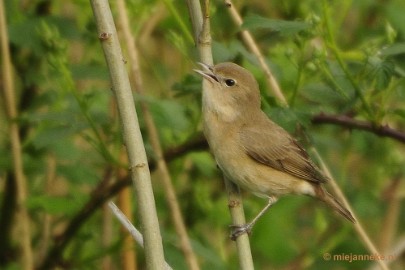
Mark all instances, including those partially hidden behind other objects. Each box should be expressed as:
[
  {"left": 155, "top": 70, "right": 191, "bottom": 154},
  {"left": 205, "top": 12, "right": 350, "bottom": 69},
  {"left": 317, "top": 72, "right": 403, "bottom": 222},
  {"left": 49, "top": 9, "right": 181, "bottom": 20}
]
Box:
[
  {"left": 379, "top": 179, "right": 401, "bottom": 253},
  {"left": 186, "top": 0, "right": 203, "bottom": 46},
  {"left": 225, "top": 180, "right": 255, "bottom": 269},
  {"left": 186, "top": 0, "right": 255, "bottom": 269},
  {"left": 90, "top": 1, "right": 165, "bottom": 269},
  {"left": 322, "top": 0, "right": 373, "bottom": 120},
  {"left": 0, "top": 0, "right": 33, "bottom": 269},
  {"left": 37, "top": 155, "right": 56, "bottom": 263}
]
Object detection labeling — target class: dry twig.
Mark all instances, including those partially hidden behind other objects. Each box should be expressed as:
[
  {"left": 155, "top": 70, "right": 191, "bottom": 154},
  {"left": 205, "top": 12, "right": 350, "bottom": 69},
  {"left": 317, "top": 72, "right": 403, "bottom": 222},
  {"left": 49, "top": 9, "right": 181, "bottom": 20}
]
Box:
[
  {"left": 312, "top": 113, "right": 405, "bottom": 144},
  {"left": 0, "top": 0, "right": 33, "bottom": 268}
]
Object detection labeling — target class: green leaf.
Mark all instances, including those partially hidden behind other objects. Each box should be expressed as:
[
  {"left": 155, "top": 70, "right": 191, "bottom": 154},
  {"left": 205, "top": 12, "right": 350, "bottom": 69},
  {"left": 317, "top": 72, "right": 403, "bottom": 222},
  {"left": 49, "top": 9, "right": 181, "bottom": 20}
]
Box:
[
  {"left": 27, "top": 195, "right": 82, "bottom": 215},
  {"left": 301, "top": 82, "right": 347, "bottom": 106},
  {"left": 381, "top": 43, "right": 405, "bottom": 56},
  {"left": 58, "top": 162, "right": 100, "bottom": 185},
  {"left": 71, "top": 64, "right": 109, "bottom": 80},
  {"left": 242, "top": 14, "right": 311, "bottom": 36},
  {"left": 8, "top": 17, "right": 44, "bottom": 54},
  {"left": 391, "top": 108, "right": 405, "bottom": 119},
  {"left": 172, "top": 74, "right": 201, "bottom": 96},
  {"left": 189, "top": 152, "right": 217, "bottom": 177},
  {"left": 147, "top": 97, "right": 190, "bottom": 132},
  {"left": 30, "top": 124, "right": 79, "bottom": 149},
  {"left": 367, "top": 56, "right": 395, "bottom": 90},
  {"left": 265, "top": 107, "right": 301, "bottom": 133},
  {"left": 8, "top": 16, "right": 77, "bottom": 55},
  {"left": 23, "top": 110, "right": 87, "bottom": 149},
  {"left": 212, "top": 41, "right": 238, "bottom": 62}
]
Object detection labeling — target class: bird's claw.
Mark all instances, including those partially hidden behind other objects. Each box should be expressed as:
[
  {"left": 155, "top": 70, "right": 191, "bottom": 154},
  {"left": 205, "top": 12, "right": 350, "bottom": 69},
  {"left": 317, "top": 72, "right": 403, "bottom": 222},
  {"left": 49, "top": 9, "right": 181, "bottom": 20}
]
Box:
[{"left": 229, "top": 223, "right": 253, "bottom": 241}]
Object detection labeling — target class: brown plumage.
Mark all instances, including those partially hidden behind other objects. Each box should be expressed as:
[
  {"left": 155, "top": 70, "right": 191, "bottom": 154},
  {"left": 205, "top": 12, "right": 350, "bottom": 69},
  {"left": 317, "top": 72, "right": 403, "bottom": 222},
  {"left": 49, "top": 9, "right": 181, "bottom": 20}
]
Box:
[{"left": 195, "top": 62, "right": 355, "bottom": 238}]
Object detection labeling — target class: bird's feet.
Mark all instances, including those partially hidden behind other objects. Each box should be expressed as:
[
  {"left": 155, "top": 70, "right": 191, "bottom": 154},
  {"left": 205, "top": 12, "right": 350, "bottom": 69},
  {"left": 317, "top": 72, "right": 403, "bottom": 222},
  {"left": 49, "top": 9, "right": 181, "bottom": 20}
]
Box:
[{"left": 229, "top": 223, "right": 253, "bottom": 241}]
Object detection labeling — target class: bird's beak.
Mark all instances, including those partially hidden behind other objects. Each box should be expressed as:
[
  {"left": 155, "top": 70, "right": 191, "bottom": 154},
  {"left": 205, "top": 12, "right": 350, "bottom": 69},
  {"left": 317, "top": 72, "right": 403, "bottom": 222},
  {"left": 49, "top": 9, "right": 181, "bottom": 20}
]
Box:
[{"left": 193, "top": 62, "right": 219, "bottom": 83}]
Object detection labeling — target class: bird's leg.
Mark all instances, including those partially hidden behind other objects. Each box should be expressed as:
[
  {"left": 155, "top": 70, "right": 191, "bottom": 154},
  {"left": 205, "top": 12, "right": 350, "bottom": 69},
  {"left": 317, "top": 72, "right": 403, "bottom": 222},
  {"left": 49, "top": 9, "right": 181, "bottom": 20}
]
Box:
[{"left": 230, "top": 196, "right": 278, "bottom": 241}]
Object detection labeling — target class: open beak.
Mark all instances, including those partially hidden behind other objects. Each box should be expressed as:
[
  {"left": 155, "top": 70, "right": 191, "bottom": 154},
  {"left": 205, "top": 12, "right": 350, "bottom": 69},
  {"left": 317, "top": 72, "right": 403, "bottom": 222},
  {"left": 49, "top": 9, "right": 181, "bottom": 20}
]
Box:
[{"left": 193, "top": 62, "right": 219, "bottom": 83}]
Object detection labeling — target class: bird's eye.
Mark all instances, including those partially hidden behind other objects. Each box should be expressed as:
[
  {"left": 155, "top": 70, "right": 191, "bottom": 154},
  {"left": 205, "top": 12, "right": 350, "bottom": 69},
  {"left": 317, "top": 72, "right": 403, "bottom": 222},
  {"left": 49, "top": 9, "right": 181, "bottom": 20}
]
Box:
[{"left": 224, "top": 79, "right": 236, "bottom": 87}]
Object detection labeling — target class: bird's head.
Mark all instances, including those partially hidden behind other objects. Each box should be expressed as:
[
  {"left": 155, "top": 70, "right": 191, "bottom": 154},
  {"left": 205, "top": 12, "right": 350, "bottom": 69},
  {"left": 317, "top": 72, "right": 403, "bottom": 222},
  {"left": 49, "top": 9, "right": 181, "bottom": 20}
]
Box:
[{"left": 194, "top": 62, "right": 261, "bottom": 117}]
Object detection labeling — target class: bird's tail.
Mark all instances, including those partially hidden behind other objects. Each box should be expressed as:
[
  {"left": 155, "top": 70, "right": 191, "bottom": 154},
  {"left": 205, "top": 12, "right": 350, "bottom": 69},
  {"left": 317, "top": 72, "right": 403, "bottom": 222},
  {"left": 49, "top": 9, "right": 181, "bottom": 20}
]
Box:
[{"left": 315, "top": 186, "right": 356, "bottom": 223}]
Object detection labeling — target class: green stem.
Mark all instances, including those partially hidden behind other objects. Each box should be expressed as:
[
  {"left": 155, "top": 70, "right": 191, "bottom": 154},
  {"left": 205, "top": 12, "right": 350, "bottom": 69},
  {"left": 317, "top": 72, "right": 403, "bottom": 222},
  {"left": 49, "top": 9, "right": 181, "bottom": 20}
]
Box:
[
  {"left": 289, "top": 62, "right": 303, "bottom": 107},
  {"left": 162, "top": 0, "right": 194, "bottom": 44},
  {"left": 318, "top": 59, "right": 350, "bottom": 99},
  {"left": 58, "top": 59, "right": 115, "bottom": 163},
  {"left": 322, "top": 0, "right": 374, "bottom": 120}
]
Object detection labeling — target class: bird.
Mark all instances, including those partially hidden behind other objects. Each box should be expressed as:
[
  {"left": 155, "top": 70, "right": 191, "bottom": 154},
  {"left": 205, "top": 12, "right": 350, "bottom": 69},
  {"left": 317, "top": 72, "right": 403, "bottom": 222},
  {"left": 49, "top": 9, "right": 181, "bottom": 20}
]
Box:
[{"left": 194, "top": 62, "right": 355, "bottom": 240}]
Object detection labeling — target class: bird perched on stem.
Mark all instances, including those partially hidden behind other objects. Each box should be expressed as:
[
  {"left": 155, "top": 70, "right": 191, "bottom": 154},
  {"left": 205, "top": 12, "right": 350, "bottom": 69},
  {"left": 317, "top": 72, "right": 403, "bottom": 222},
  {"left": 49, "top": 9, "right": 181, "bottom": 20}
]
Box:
[{"left": 194, "top": 62, "right": 355, "bottom": 240}]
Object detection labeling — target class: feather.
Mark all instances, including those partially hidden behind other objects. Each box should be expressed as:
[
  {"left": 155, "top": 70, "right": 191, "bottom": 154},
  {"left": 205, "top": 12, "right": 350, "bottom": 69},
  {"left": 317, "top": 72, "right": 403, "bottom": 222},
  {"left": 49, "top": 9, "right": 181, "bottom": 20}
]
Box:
[{"left": 240, "top": 112, "right": 327, "bottom": 184}]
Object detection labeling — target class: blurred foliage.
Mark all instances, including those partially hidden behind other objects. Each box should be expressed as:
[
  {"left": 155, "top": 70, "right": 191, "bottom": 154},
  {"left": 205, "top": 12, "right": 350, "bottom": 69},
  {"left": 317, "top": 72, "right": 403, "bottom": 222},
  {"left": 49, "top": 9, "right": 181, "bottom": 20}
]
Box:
[{"left": 1, "top": 0, "right": 405, "bottom": 269}]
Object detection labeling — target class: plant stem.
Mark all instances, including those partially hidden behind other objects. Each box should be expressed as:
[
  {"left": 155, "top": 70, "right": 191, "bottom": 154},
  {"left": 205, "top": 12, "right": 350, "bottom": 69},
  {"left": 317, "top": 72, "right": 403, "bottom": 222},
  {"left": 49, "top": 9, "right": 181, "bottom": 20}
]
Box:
[
  {"left": 322, "top": 0, "right": 374, "bottom": 120},
  {"left": 312, "top": 113, "right": 405, "bottom": 144},
  {"left": 162, "top": 0, "right": 194, "bottom": 44},
  {"left": 108, "top": 202, "right": 173, "bottom": 270},
  {"left": 0, "top": 1, "right": 33, "bottom": 269},
  {"left": 90, "top": 1, "right": 165, "bottom": 269},
  {"left": 187, "top": 0, "right": 255, "bottom": 269}
]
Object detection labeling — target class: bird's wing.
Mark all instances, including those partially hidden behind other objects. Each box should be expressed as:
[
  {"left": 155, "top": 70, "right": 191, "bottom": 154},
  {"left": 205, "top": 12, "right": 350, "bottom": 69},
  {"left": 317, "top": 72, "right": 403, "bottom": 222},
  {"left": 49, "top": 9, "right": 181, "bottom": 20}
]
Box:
[{"left": 240, "top": 119, "right": 327, "bottom": 183}]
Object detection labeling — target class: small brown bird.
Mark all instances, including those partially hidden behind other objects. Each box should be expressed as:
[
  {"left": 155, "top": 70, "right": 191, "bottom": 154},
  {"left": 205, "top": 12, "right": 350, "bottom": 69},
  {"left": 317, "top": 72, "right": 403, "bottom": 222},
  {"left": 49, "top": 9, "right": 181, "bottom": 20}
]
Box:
[{"left": 195, "top": 62, "right": 355, "bottom": 239}]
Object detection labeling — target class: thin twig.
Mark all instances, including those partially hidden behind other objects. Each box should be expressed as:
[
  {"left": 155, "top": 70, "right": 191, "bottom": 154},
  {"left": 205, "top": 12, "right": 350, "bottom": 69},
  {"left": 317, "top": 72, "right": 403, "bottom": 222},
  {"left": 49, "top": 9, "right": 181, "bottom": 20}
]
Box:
[
  {"left": 186, "top": 0, "right": 203, "bottom": 46},
  {"left": 321, "top": 1, "right": 373, "bottom": 119},
  {"left": 187, "top": 0, "right": 255, "bottom": 269},
  {"left": 312, "top": 113, "right": 405, "bottom": 144},
  {"left": 0, "top": 0, "right": 33, "bottom": 269},
  {"left": 108, "top": 202, "right": 173, "bottom": 270},
  {"left": 115, "top": 0, "right": 200, "bottom": 269},
  {"left": 116, "top": 149, "right": 137, "bottom": 270},
  {"left": 369, "top": 235, "right": 405, "bottom": 270},
  {"left": 224, "top": 0, "right": 288, "bottom": 107},
  {"left": 90, "top": 1, "right": 165, "bottom": 269},
  {"left": 379, "top": 178, "right": 401, "bottom": 253},
  {"left": 36, "top": 155, "right": 56, "bottom": 264},
  {"left": 224, "top": 180, "right": 255, "bottom": 269}
]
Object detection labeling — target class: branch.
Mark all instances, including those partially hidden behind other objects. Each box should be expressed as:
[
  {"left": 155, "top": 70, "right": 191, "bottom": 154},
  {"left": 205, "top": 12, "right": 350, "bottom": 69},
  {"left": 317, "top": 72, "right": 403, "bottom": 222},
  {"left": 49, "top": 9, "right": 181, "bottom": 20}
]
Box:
[
  {"left": 90, "top": 1, "right": 165, "bottom": 268},
  {"left": 0, "top": 0, "right": 33, "bottom": 268},
  {"left": 108, "top": 202, "right": 173, "bottom": 270},
  {"left": 312, "top": 113, "right": 405, "bottom": 144}
]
